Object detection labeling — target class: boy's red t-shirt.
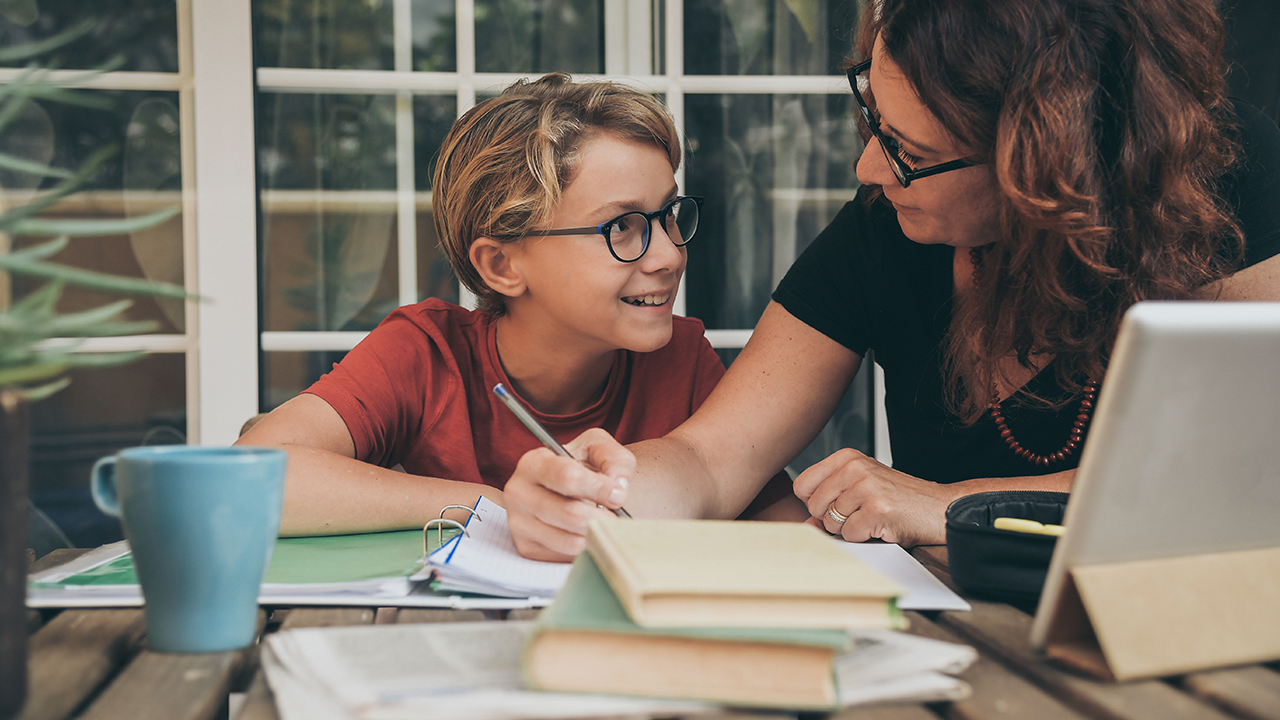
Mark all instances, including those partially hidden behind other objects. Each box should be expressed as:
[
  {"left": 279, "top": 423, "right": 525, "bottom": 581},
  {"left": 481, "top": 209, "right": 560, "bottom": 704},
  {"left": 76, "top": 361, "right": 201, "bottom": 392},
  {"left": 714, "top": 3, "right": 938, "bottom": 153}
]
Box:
[{"left": 304, "top": 298, "right": 726, "bottom": 490}]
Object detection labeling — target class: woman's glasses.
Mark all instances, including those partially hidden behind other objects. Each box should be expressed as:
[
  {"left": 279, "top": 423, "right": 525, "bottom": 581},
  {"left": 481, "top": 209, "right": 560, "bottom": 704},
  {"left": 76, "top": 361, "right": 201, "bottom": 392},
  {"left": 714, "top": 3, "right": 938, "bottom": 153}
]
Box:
[
  {"left": 847, "top": 59, "right": 976, "bottom": 188},
  {"left": 527, "top": 196, "right": 702, "bottom": 263}
]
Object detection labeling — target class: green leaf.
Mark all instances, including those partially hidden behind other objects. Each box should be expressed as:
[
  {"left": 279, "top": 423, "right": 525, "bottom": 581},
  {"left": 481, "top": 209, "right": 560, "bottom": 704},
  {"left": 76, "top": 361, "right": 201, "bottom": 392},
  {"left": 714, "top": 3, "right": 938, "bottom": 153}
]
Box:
[
  {"left": 0, "top": 150, "right": 75, "bottom": 180},
  {"left": 9, "top": 279, "right": 63, "bottom": 315},
  {"left": 0, "top": 145, "right": 116, "bottom": 229},
  {"left": 0, "top": 360, "right": 70, "bottom": 386},
  {"left": 1, "top": 236, "right": 68, "bottom": 263},
  {"left": 9, "top": 205, "right": 181, "bottom": 237},
  {"left": 0, "top": 254, "right": 190, "bottom": 299},
  {"left": 0, "top": 19, "right": 98, "bottom": 63},
  {"left": 19, "top": 377, "right": 72, "bottom": 401}
]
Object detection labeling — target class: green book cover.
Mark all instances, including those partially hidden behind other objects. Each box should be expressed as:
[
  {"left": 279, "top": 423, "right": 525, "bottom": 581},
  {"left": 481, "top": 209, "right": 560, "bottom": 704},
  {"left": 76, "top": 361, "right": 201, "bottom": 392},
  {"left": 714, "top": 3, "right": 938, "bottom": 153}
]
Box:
[
  {"left": 32, "top": 530, "right": 431, "bottom": 588},
  {"left": 531, "top": 552, "right": 854, "bottom": 649}
]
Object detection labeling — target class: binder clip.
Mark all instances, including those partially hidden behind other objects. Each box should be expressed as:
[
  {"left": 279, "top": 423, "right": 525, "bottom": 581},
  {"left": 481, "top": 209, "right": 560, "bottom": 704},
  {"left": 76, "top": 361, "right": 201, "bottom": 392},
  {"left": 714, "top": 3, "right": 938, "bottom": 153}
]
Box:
[{"left": 423, "top": 504, "right": 481, "bottom": 555}]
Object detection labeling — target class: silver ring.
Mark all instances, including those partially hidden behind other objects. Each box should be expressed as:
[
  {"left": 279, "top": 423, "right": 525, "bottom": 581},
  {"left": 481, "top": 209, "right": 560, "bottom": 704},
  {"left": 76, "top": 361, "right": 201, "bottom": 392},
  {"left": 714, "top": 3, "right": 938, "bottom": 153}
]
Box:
[{"left": 826, "top": 502, "right": 849, "bottom": 525}]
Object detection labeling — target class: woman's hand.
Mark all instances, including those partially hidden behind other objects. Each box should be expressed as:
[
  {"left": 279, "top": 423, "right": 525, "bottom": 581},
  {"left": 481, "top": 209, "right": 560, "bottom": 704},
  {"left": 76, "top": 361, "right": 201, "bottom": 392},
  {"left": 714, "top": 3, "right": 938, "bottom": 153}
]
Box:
[
  {"left": 792, "top": 448, "right": 962, "bottom": 547},
  {"left": 504, "top": 428, "right": 635, "bottom": 562}
]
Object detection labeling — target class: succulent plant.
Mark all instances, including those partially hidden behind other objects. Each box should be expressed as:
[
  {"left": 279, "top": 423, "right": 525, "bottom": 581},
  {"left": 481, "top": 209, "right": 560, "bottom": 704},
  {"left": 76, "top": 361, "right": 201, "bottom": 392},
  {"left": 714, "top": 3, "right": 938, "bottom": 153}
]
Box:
[{"left": 0, "top": 21, "right": 189, "bottom": 400}]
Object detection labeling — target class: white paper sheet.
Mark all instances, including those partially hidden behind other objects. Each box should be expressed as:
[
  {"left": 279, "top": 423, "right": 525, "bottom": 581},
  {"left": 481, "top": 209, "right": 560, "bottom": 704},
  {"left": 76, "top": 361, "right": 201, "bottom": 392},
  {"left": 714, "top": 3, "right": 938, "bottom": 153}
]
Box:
[{"left": 838, "top": 541, "right": 971, "bottom": 612}]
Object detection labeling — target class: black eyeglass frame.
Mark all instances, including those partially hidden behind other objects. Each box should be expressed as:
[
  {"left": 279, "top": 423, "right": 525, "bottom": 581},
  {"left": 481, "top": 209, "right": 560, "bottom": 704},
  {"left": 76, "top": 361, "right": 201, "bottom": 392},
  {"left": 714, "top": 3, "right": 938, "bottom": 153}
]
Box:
[
  {"left": 526, "top": 195, "right": 703, "bottom": 263},
  {"left": 847, "top": 60, "right": 976, "bottom": 188}
]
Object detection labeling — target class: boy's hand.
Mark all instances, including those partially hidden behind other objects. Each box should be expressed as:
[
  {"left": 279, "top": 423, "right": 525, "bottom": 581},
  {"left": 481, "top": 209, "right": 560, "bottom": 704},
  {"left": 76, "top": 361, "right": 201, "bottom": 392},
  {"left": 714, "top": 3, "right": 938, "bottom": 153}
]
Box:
[{"left": 505, "top": 428, "right": 636, "bottom": 562}]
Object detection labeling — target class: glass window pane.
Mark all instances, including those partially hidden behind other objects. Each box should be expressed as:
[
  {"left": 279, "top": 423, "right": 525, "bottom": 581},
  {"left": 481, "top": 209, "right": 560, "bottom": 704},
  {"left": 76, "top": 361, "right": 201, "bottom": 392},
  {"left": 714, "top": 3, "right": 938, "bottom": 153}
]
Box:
[
  {"left": 258, "top": 93, "right": 399, "bottom": 331},
  {"left": 263, "top": 350, "right": 349, "bottom": 410},
  {"left": 475, "top": 0, "right": 604, "bottom": 73},
  {"left": 684, "top": 0, "right": 863, "bottom": 76},
  {"left": 414, "top": 94, "right": 460, "bottom": 303},
  {"left": 261, "top": 206, "right": 400, "bottom": 331},
  {"left": 411, "top": 0, "right": 458, "bottom": 71},
  {"left": 683, "top": 92, "right": 863, "bottom": 329},
  {"left": 5, "top": 90, "right": 185, "bottom": 333},
  {"left": 413, "top": 94, "right": 458, "bottom": 190},
  {"left": 0, "top": 0, "right": 178, "bottom": 72},
  {"left": 255, "top": 0, "right": 394, "bottom": 70},
  {"left": 29, "top": 354, "right": 187, "bottom": 547},
  {"left": 259, "top": 93, "right": 398, "bottom": 192}
]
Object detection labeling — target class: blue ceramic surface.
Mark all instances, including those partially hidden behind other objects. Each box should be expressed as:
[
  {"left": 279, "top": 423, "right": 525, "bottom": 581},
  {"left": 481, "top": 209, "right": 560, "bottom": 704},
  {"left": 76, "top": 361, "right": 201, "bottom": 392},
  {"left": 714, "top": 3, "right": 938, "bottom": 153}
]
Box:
[{"left": 92, "top": 446, "right": 286, "bottom": 653}]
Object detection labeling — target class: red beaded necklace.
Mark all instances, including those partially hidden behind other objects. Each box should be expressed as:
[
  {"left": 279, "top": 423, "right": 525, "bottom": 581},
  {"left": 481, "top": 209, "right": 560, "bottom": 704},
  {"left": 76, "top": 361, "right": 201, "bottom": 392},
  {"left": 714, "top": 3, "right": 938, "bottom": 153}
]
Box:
[{"left": 969, "top": 246, "right": 1100, "bottom": 466}]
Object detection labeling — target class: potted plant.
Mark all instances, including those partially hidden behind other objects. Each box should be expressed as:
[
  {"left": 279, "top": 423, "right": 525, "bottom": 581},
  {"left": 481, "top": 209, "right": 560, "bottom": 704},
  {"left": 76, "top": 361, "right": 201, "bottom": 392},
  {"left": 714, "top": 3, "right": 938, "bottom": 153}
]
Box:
[{"left": 0, "top": 22, "right": 190, "bottom": 718}]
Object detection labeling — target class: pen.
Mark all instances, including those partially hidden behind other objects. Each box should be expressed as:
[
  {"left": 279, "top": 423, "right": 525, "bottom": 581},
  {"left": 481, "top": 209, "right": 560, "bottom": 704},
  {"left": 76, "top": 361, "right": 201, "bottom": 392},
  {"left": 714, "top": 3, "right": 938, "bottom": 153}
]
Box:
[{"left": 492, "top": 383, "right": 632, "bottom": 519}]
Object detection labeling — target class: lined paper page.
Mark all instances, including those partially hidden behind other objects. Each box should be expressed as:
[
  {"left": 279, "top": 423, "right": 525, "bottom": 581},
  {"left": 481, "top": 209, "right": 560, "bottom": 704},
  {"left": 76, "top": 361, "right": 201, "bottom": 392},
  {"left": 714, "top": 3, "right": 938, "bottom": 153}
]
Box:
[{"left": 428, "top": 497, "right": 572, "bottom": 598}]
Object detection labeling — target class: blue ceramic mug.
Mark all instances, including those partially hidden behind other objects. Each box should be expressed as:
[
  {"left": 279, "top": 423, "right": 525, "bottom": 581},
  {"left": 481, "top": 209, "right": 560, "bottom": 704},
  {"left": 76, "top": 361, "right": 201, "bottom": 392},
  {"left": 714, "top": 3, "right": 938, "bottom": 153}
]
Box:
[{"left": 91, "top": 446, "right": 287, "bottom": 653}]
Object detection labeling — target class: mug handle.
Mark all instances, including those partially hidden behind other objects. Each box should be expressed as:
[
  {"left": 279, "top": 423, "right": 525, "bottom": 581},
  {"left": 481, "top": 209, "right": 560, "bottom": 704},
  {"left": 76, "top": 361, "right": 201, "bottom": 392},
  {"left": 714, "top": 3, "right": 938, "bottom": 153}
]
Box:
[{"left": 91, "top": 456, "right": 122, "bottom": 518}]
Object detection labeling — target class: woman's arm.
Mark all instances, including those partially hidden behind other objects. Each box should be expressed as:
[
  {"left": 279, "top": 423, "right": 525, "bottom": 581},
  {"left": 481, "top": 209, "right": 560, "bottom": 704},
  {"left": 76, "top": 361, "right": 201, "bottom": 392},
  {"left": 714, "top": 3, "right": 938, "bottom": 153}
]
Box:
[
  {"left": 236, "top": 394, "right": 502, "bottom": 536},
  {"left": 504, "top": 301, "right": 863, "bottom": 560}
]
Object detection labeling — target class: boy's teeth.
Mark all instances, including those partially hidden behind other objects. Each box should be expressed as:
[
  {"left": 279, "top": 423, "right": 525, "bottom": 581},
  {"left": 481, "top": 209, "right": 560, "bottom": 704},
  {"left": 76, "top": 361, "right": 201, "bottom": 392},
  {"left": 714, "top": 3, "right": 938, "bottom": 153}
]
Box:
[{"left": 626, "top": 293, "right": 669, "bottom": 306}]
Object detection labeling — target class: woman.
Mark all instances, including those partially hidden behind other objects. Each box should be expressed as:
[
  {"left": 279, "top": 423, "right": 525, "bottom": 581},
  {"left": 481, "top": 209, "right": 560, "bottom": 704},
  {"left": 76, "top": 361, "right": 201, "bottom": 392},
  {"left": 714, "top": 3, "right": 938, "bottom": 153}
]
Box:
[{"left": 502, "top": 0, "right": 1280, "bottom": 560}]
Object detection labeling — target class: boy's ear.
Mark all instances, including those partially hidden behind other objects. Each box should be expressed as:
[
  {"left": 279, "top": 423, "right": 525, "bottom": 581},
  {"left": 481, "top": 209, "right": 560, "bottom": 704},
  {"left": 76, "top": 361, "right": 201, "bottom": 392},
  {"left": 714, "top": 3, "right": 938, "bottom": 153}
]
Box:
[{"left": 470, "top": 237, "right": 526, "bottom": 298}]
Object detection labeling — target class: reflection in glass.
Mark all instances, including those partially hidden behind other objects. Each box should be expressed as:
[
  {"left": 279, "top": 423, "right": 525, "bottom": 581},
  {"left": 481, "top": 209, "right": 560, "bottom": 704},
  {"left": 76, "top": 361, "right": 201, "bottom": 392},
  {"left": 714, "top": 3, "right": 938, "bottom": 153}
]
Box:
[
  {"left": 413, "top": 94, "right": 458, "bottom": 190},
  {"left": 684, "top": 93, "right": 862, "bottom": 329},
  {"left": 28, "top": 353, "right": 186, "bottom": 547},
  {"left": 258, "top": 93, "right": 399, "bottom": 331},
  {"left": 0, "top": 0, "right": 178, "bottom": 72},
  {"left": 475, "top": 0, "right": 604, "bottom": 73},
  {"left": 412, "top": 0, "right": 459, "bottom": 71},
  {"left": 263, "top": 350, "right": 349, "bottom": 411},
  {"left": 2, "top": 90, "right": 184, "bottom": 333},
  {"left": 256, "top": 0, "right": 394, "bottom": 70},
  {"left": 684, "top": 0, "right": 864, "bottom": 76},
  {"left": 125, "top": 97, "right": 185, "bottom": 331}
]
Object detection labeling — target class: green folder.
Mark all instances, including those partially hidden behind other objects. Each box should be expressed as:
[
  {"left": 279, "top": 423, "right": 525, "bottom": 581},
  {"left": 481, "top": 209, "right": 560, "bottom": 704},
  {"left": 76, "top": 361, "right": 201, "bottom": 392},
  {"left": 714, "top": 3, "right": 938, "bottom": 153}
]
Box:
[{"left": 32, "top": 528, "right": 460, "bottom": 589}]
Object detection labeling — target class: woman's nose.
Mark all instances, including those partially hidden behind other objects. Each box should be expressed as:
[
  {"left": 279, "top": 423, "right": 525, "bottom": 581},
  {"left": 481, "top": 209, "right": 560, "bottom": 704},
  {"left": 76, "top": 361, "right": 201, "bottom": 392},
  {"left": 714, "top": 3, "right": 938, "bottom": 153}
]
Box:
[{"left": 856, "top": 136, "right": 897, "bottom": 188}]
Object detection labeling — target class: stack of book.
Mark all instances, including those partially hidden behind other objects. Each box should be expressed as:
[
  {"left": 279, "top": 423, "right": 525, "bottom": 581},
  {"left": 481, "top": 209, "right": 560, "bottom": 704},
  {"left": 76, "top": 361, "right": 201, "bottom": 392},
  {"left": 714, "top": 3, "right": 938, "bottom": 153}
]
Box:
[{"left": 522, "top": 519, "right": 974, "bottom": 710}]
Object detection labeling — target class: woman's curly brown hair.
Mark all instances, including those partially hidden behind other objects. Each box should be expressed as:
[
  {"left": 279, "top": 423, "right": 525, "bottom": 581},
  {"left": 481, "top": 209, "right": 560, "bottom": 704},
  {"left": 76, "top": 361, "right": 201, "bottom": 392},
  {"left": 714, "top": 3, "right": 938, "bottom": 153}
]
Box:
[{"left": 855, "top": 0, "right": 1244, "bottom": 422}]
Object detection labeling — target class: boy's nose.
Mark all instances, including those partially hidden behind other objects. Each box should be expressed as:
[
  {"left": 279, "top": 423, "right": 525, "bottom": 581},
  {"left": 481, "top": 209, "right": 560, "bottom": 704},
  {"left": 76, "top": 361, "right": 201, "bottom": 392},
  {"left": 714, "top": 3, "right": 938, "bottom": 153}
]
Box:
[{"left": 641, "top": 219, "right": 685, "bottom": 269}]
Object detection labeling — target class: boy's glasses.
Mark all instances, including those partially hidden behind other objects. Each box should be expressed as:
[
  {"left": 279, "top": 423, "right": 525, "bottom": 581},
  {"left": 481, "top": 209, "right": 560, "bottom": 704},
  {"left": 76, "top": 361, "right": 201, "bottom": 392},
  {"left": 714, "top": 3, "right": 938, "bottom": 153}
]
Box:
[
  {"left": 527, "top": 196, "right": 702, "bottom": 263},
  {"left": 846, "top": 60, "right": 976, "bottom": 188}
]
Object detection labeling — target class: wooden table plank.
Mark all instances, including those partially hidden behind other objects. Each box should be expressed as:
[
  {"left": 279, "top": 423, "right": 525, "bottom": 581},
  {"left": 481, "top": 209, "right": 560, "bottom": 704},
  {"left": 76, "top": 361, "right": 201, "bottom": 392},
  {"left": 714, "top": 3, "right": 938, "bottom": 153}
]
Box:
[
  {"left": 18, "top": 609, "right": 145, "bottom": 720},
  {"left": 76, "top": 650, "right": 242, "bottom": 720},
  {"left": 935, "top": 600, "right": 1239, "bottom": 720},
  {"left": 830, "top": 703, "right": 945, "bottom": 720},
  {"left": 277, "top": 607, "right": 375, "bottom": 629},
  {"left": 1182, "top": 666, "right": 1280, "bottom": 720},
  {"left": 233, "top": 671, "right": 278, "bottom": 720},
  {"left": 397, "top": 608, "right": 487, "bottom": 623},
  {"left": 907, "top": 612, "right": 1089, "bottom": 720}
]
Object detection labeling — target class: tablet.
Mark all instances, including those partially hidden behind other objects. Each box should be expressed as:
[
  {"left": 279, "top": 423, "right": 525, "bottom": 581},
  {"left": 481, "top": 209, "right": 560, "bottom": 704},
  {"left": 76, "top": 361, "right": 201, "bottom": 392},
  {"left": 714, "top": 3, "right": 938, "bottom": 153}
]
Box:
[{"left": 1030, "top": 301, "right": 1280, "bottom": 650}]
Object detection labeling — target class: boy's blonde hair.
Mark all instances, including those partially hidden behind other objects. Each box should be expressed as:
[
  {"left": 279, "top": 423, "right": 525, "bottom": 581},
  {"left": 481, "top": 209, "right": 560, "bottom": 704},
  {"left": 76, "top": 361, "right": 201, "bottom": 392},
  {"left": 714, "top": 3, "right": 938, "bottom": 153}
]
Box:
[{"left": 432, "top": 73, "right": 681, "bottom": 315}]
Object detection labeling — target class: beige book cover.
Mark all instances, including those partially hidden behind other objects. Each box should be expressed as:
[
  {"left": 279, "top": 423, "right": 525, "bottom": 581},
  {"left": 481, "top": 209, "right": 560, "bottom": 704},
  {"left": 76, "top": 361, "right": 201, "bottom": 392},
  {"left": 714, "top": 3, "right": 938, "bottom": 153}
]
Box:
[{"left": 584, "top": 518, "right": 904, "bottom": 629}]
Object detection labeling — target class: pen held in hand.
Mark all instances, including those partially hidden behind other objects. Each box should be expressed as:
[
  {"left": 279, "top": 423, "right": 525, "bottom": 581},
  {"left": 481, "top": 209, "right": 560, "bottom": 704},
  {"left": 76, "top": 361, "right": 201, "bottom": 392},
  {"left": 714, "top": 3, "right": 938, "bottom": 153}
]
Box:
[{"left": 492, "top": 383, "right": 632, "bottom": 519}]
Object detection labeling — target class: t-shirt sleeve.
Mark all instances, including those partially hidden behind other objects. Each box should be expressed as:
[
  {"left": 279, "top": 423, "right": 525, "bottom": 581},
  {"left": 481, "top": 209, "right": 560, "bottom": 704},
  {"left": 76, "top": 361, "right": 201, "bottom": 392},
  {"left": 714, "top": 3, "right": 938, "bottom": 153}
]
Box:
[
  {"left": 1229, "top": 100, "right": 1280, "bottom": 267},
  {"left": 303, "top": 311, "right": 447, "bottom": 467},
  {"left": 771, "top": 198, "right": 879, "bottom": 356}
]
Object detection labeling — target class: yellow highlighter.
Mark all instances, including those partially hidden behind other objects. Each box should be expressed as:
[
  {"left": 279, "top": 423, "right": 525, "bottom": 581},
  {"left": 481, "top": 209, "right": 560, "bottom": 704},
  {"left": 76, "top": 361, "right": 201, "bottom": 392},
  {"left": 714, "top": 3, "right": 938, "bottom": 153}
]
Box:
[{"left": 993, "top": 517, "right": 1065, "bottom": 537}]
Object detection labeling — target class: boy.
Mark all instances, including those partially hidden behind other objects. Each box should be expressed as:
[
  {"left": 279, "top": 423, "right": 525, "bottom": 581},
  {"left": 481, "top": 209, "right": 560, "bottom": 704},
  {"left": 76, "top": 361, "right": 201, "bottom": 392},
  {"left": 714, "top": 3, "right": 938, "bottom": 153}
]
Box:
[{"left": 239, "top": 74, "right": 796, "bottom": 536}]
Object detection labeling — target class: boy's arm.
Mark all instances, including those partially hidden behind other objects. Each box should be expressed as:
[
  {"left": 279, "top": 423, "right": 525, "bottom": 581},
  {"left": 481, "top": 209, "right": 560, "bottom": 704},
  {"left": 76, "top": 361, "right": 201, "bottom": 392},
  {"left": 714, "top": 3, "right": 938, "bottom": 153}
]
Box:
[{"left": 236, "top": 394, "right": 503, "bottom": 536}]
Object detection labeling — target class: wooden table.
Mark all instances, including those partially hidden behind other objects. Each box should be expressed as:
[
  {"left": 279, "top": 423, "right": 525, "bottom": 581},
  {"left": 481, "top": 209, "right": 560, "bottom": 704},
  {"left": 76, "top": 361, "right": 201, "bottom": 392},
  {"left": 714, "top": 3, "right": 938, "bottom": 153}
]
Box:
[{"left": 16, "top": 547, "right": 1280, "bottom": 720}]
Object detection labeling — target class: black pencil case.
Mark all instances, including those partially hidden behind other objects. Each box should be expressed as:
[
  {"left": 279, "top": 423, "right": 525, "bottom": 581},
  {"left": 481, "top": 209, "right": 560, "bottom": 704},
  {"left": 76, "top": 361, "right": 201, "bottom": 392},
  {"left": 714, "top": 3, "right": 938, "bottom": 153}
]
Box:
[{"left": 945, "top": 490, "right": 1069, "bottom": 613}]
